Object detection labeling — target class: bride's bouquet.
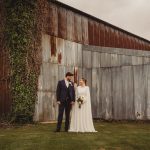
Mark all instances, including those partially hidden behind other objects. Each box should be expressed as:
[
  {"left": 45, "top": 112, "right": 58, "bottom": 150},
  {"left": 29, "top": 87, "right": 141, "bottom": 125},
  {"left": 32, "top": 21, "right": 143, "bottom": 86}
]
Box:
[{"left": 77, "top": 96, "right": 85, "bottom": 109}]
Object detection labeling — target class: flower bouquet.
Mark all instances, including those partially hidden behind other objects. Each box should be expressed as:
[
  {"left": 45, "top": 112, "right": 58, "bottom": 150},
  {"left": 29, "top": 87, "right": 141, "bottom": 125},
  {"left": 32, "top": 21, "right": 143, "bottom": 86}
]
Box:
[{"left": 77, "top": 96, "right": 85, "bottom": 108}]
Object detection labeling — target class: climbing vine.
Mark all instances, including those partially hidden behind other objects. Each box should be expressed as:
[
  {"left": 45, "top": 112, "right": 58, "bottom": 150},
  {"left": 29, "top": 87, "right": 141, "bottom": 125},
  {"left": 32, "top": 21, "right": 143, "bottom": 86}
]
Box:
[{"left": 5, "top": 0, "right": 39, "bottom": 123}]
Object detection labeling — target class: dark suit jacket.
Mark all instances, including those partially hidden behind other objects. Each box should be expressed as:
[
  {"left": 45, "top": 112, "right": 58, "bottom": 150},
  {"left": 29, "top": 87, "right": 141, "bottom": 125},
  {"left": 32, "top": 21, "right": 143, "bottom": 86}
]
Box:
[{"left": 56, "top": 80, "right": 75, "bottom": 102}]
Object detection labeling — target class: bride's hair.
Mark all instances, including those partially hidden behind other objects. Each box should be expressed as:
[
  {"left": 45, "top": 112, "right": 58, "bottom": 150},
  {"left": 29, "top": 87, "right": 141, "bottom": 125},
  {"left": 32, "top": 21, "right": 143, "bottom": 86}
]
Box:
[{"left": 81, "top": 78, "right": 87, "bottom": 85}]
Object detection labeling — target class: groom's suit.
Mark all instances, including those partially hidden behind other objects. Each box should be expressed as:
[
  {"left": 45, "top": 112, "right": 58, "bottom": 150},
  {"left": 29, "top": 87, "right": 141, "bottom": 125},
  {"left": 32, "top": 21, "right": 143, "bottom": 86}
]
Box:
[{"left": 56, "top": 79, "right": 75, "bottom": 131}]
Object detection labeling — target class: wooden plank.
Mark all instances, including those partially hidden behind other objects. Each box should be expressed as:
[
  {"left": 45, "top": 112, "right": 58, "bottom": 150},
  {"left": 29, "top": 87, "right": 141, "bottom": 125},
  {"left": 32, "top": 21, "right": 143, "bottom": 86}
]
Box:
[
  {"left": 81, "top": 16, "right": 89, "bottom": 45},
  {"left": 93, "top": 21, "right": 99, "bottom": 46},
  {"left": 133, "top": 66, "right": 146, "bottom": 120},
  {"left": 64, "top": 40, "right": 78, "bottom": 66},
  {"left": 58, "top": 65, "right": 66, "bottom": 81},
  {"left": 58, "top": 7, "right": 67, "bottom": 39},
  {"left": 112, "top": 67, "right": 123, "bottom": 120},
  {"left": 92, "top": 52, "right": 100, "bottom": 68},
  {"left": 77, "top": 44, "right": 83, "bottom": 67},
  {"left": 74, "top": 13, "right": 82, "bottom": 43},
  {"left": 34, "top": 92, "right": 57, "bottom": 122},
  {"left": 120, "top": 55, "right": 132, "bottom": 66},
  {"left": 49, "top": 4, "right": 58, "bottom": 36},
  {"left": 66, "top": 10, "right": 74, "bottom": 41},
  {"left": 110, "top": 53, "right": 121, "bottom": 67},
  {"left": 101, "top": 68, "right": 112, "bottom": 119},
  {"left": 83, "top": 50, "right": 92, "bottom": 68},
  {"left": 92, "top": 68, "right": 100, "bottom": 118},
  {"left": 40, "top": 63, "right": 58, "bottom": 92},
  {"left": 100, "top": 53, "right": 111, "bottom": 67},
  {"left": 143, "top": 57, "right": 150, "bottom": 65},
  {"left": 147, "top": 65, "right": 150, "bottom": 119},
  {"left": 88, "top": 19, "right": 94, "bottom": 45},
  {"left": 132, "top": 56, "right": 143, "bottom": 65},
  {"left": 122, "top": 66, "right": 135, "bottom": 119},
  {"left": 82, "top": 68, "right": 92, "bottom": 89},
  {"left": 56, "top": 37, "right": 65, "bottom": 65},
  {"left": 42, "top": 34, "right": 51, "bottom": 63}
]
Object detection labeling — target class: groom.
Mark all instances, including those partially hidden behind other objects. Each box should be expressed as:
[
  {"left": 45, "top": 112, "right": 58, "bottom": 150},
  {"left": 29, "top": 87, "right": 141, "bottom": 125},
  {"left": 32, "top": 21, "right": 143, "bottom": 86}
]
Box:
[{"left": 55, "top": 72, "right": 75, "bottom": 132}]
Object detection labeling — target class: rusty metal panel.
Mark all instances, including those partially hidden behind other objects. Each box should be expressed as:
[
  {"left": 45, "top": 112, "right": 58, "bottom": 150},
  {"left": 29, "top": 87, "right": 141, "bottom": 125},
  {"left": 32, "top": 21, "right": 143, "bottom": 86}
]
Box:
[
  {"left": 49, "top": 3, "right": 58, "bottom": 36},
  {"left": 81, "top": 16, "right": 89, "bottom": 45},
  {"left": 115, "top": 30, "right": 119, "bottom": 48},
  {"left": 119, "top": 31, "right": 123, "bottom": 48},
  {"left": 58, "top": 7, "right": 67, "bottom": 39},
  {"left": 56, "top": 37, "right": 65, "bottom": 65},
  {"left": 99, "top": 23, "right": 105, "bottom": 46},
  {"left": 109, "top": 28, "right": 114, "bottom": 48},
  {"left": 66, "top": 10, "right": 74, "bottom": 41},
  {"left": 74, "top": 13, "right": 82, "bottom": 43},
  {"left": 88, "top": 19, "right": 94, "bottom": 45},
  {"left": 93, "top": 21, "right": 99, "bottom": 46},
  {"left": 104, "top": 26, "right": 110, "bottom": 47}
]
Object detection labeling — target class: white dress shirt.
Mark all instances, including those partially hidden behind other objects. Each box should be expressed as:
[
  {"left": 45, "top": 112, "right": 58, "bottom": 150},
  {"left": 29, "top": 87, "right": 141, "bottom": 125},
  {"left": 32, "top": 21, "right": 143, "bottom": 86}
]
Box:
[{"left": 65, "top": 79, "right": 69, "bottom": 88}]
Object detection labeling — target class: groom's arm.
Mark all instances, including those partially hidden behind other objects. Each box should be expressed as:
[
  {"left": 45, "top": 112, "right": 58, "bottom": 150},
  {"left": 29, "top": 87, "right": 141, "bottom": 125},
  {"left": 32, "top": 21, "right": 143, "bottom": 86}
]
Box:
[
  {"left": 72, "top": 84, "right": 75, "bottom": 102},
  {"left": 56, "top": 81, "right": 61, "bottom": 102}
]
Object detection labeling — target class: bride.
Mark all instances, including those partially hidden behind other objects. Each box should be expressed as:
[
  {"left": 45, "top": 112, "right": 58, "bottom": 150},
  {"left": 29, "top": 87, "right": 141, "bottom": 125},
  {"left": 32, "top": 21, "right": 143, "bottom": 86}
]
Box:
[{"left": 69, "top": 78, "right": 97, "bottom": 132}]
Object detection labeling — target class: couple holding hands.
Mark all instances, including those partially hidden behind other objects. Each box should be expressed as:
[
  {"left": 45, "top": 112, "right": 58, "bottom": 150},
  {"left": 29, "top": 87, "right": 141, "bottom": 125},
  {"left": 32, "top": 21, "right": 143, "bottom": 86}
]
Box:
[{"left": 55, "top": 72, "right": 97, "bottom": 133}]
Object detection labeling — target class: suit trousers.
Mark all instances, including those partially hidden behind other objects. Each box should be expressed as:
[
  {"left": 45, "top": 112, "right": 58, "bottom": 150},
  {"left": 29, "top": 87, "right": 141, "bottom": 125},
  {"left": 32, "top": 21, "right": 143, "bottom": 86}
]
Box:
[{"left": 56, "top": 100, "right": 72, "bottom": 131}]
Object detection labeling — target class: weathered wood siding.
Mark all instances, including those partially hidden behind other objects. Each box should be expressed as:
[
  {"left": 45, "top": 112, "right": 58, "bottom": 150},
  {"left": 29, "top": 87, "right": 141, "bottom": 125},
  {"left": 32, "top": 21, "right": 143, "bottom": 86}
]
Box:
[
  {"left": 34, "top": 34, "right": 150, "bottom": 121},
  {"left": 83, "top": 45, "right": 150, "bottom": 120},
  {"left": 34, "top": 34, "right": 83, "bottom": 121}
]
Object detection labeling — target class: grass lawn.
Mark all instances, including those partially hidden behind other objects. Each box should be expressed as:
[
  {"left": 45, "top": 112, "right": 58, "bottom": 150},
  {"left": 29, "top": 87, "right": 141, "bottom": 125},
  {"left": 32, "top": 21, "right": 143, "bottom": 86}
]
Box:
[{"left": 0, "top": 122, "right": 150, "bottom": 150}]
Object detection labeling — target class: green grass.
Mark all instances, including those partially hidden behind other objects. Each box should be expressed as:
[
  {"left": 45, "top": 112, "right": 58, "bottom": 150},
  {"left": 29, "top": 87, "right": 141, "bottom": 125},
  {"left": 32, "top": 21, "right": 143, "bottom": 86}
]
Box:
[{"left": 0, "top": 122, "right": 150, "bottom": 150}]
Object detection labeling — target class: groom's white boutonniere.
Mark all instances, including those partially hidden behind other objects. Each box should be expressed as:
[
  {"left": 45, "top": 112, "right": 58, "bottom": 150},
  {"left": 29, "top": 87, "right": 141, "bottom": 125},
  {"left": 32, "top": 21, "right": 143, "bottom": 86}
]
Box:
[
  {"left": 77, "top": 96, "right": 85, "bottom": 108},
  {"left": 69, "top": 82, "right": 73, "bottom": 86}
]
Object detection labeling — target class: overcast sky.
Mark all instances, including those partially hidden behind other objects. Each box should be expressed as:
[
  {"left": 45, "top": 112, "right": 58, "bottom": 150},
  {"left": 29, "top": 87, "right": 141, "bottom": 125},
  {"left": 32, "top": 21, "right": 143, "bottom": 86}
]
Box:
[{"left": 58, "top": 0, "right": 150, "bottom": 40}]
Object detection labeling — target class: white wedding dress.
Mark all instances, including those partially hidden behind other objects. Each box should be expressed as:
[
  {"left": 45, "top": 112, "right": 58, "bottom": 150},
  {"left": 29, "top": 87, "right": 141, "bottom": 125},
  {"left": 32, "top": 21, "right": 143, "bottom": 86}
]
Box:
[{"left": 69, "top": 86, "right": 97, "bottom": 132}]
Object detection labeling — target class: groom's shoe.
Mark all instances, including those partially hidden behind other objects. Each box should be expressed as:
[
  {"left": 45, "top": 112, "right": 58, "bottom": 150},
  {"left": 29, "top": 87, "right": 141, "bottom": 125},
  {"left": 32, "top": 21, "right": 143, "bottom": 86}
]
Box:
[
  {"left": 54, "top": 129, "right": 60, "bottom": 132},
  {"left": 64, "top": 129, "right": 68, "bottom": 132}
]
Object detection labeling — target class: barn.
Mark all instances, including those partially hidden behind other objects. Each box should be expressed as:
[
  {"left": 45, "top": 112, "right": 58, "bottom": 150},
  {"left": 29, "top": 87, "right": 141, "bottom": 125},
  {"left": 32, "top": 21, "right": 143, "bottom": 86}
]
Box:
[{"left": 1, "top": 0, "right": 150, "bottom": 122}]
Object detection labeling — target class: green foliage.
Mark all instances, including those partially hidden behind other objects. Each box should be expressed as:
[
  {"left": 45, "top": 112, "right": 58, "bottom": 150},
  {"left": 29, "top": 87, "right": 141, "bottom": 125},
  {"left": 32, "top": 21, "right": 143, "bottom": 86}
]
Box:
[{"left": 5, "top": 0, "right": 38, "bottom": 123}]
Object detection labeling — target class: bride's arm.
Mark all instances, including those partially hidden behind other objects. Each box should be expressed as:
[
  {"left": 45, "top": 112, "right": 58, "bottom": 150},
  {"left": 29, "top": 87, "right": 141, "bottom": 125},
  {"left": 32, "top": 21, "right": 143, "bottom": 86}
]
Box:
[{"left": 86, "top": 86, "right": 91, "bottom": 103}]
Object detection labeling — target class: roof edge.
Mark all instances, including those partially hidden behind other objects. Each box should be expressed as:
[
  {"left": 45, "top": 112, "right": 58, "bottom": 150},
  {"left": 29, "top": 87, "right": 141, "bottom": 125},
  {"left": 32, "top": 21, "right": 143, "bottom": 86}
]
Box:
[{"left": 50, "top": 0, "right": 150, "bottom": 43}]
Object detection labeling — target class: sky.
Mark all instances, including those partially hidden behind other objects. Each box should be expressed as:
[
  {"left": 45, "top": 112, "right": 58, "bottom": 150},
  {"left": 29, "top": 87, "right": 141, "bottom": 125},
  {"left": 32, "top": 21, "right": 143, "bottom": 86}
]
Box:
[{"left": 58, "top": 0, "right": 150, "bottom": 40}]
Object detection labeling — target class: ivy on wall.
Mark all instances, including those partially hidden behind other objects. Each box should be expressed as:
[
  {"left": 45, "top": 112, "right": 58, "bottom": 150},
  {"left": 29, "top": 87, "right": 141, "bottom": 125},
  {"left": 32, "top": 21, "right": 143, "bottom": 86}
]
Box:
[{"left": 5, "top": 0, "right": 39, "bottom": 123}]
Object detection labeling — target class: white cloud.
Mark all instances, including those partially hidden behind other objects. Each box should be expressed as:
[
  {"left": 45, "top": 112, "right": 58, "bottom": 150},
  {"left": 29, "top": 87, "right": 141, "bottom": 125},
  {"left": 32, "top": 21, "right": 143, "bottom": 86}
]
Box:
[{"left": 58, "top": 0, "right": 150, "bottom": 40}]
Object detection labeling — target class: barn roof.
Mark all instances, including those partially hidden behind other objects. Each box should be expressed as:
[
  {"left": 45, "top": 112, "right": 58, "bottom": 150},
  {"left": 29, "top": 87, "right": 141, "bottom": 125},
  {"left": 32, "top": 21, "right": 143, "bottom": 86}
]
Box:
[{"left": 51, "top": 0, "right": 150, "bottom": 44}]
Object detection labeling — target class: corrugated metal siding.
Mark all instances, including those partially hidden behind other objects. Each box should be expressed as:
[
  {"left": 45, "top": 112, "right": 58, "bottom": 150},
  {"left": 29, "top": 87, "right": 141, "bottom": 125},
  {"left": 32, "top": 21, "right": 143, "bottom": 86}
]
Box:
[
  {"left": 44, "top": 1, "right": 150, "bottom": 51},
  {"left": 34, "top": 34, "right": 150, "bottom": 121}
]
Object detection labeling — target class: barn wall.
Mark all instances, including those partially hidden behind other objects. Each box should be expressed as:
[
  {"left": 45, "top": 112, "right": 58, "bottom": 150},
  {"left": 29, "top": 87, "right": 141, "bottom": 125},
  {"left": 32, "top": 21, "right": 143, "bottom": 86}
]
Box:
[
  {"left": 83, "top": 45, "right": 150, "bottom": 120},
  {"left": 34, "top": 34, "right": 83, "bottom": 121},
  {"left": 0, "top": 0, "right": 11, "bottom": 117},
  {"left": 34, "top": 34, "right": 150, "bottom": 121},
  {"left": 40, "top": 1, "right": 150, "bottom": 51}
]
